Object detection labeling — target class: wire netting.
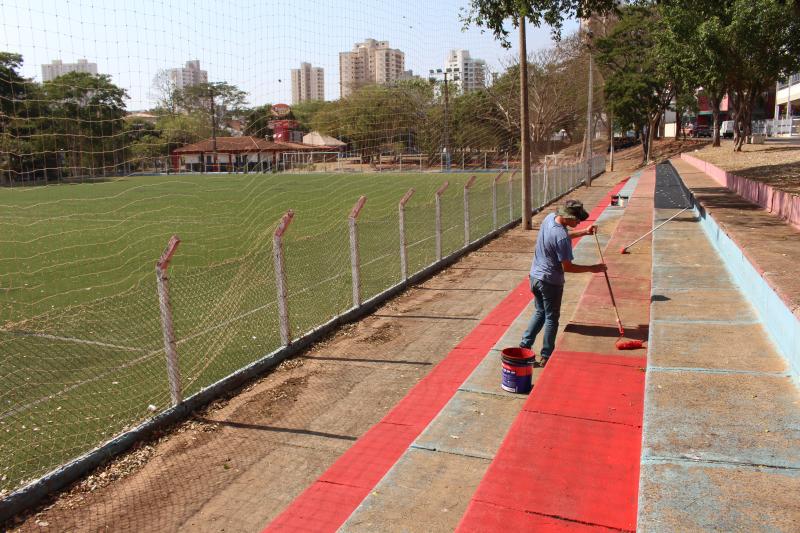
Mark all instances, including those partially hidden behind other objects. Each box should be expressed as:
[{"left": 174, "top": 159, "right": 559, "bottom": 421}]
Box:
[{"left": 0, "top": 0, "right": 607, "bottom": 526}]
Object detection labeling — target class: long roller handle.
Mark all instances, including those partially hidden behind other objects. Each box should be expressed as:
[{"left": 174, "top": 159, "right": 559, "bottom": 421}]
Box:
[
  {"left": 620, "top": 205, "right": 691, "bottom": 253},
  {"left": 594, "top": 232, "right": 625, "bottom": 336}
]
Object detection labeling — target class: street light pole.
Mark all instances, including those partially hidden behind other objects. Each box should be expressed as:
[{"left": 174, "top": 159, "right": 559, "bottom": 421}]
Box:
[{"left": 519, "top": 15, "right": 532, "bottom": 229}]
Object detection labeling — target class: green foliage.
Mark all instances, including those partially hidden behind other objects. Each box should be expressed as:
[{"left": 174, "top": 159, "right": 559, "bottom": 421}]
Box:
[
  {"left": 290, "top": 99, "right": 333, "bottom": 133},
  {"left": 242, "top": 104, "right": 274, "bottom": 137},
  {"left": 461, "top": 0, "right": 618, "bottom": 46},
  {"left": 597, "top": 5, "right": 675, "bottom": 160},
  {"left": 311, "top": 82, "right": 432, "bottom": 156},
  {"left": 176, "top": 81, "right": 248, "bottom": 138}
]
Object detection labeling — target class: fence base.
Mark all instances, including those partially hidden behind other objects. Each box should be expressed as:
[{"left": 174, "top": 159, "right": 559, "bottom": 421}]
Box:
[{"left": 1, "top": 165, "right": 606, "bottom": 523}]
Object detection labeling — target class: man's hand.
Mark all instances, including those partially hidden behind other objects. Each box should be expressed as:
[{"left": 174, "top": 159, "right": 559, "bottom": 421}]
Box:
[
  {"left": 585, "top": 225, "right": 598, "bottom": 236},
  {"left": 590, "top": 263, "right": 607, "bottom": 273}
]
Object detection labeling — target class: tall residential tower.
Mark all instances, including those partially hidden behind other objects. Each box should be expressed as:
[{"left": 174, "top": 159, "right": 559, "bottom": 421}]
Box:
[
  {"left": 41, "top": 59, "right": 97, "bottom": 81},
  {"left": 339, "top": 39, "right": 405, "bottom": 98},
  {"left": 444, "top": 50, "right": 487, "bottom": 93},
  {"left": 291, "top": 62, "right": 325, "bottom": 104},
  {"left": 168, "top": 60, "right": 208, "bottom": 90}
]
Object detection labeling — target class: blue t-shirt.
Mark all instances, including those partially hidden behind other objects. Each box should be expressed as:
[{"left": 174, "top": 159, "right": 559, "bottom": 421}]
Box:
[{"left": 529, "top": 212, "right": 573, "bottom": 286}]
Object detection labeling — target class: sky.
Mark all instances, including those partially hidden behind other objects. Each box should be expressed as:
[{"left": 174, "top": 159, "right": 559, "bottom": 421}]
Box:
[{"left": 0, "top": 0, "right": 579, "bottom": 110}]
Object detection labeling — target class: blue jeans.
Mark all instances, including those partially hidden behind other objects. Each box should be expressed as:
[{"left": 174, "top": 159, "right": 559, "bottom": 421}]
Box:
[{"left": 519, "top": 277, "right": 563, "bottom": 359}]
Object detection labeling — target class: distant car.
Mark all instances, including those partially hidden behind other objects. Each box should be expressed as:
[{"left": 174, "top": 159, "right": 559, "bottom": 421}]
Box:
[
  {"left": 691, "top": 125, "right": 712, "bottom": 138},
  {"left": 719, "top": 120, "right": 735, "bottom": 138}
]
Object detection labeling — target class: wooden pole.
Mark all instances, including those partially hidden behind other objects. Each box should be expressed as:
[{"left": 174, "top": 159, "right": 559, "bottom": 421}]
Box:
[{"left": 519, "top": 16, "right": 532, "bottom": 228}]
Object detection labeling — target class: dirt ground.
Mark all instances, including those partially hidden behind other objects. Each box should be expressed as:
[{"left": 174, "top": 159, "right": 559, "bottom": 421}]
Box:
[
  {"left": 7, "top": 156, "right": 647, "bottom": 533},
  {"left": 690, "top": 139, "right": 800, "bottom": 194}
]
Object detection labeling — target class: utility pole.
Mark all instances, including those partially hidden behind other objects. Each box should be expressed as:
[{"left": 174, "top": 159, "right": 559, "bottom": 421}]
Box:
[
  {"left": 609, "top": 114, "right": 615, "bottom": 172},
  {"left": 519, "top": 15, "right": 532, "bottom": 229},
  {"left": 444, "top": 71, "right": 451, "bottom": 172},
  {"left": 209, "top": 84, "right": 218, "bottom": 172},
  {"left": 585, "top": 34, "right": 594, "bottom": 187},
  {"left": 429, "top": 68, "right": 459, "bottom": 172}
]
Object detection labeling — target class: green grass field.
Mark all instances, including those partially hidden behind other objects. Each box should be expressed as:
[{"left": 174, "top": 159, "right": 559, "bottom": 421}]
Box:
[{"left": 0, "top": 170, "right": 524, "bottom": 494}]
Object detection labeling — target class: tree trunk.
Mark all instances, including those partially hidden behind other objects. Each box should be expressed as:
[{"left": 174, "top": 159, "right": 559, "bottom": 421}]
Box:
[
  {"left": 732, "top": 89, "right": 755, "bottom": 152},
  {"left": 646, "top": 114, "right": 659, "bottom": 164},
  {"left": 711, "top": 95, "right": 721, "bottom": 148}
]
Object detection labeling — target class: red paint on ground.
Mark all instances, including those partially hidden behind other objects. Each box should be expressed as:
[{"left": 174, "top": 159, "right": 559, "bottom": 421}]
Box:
[
  {"left": 262, "top": 279, "right": 532, "bottom": 532},
  {"left": 460, "top": 393, "right": 643, "bottom": 531},
  {"left": 523, "top": 351, "right": 646, "bottom": 427},
  {"left": 457, "top": 173, "right": 654, "bottom": 532},
  {"left": 457, "top": 500, "right": 611, "bottom": 533},
  {"left": 262, "top": 177, "right": 634, "bottom": 533}
]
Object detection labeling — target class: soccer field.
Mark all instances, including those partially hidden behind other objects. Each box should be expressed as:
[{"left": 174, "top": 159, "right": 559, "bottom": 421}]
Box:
[{"left": 0, "top": 170, "right": 522, "bottom": 493}]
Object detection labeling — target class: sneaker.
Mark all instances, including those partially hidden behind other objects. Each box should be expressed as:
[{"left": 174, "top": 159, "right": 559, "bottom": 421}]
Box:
[{"left": 537, "top": 356, "right": 549, "bottom": 368}]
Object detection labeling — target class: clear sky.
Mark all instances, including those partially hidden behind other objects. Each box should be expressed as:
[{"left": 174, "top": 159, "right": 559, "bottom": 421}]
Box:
[{"left": 1, "top": 0, "right": 579, "bottom": 110}]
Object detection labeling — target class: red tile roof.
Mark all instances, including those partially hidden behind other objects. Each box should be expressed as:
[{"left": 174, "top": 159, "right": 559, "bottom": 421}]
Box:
[{"left": 173, "top": 136, "right": 319, "bottom": 154}]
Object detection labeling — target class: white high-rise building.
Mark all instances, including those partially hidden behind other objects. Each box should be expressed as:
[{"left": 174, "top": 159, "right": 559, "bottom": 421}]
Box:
[
  {"left": 444, "top": 50, "right": 487, "bottom": 93},
  {"left": 339, "top": 39, "right": 405, "bottom": 98},
  {"left": 168, "top": 60, "right": 208, "bottom": 90},
  {"left": 41, "top": 59, "right": 98, "bottom": 81},
  {"left": 291, "top": 62, "right": 325, "bottom": 104}
]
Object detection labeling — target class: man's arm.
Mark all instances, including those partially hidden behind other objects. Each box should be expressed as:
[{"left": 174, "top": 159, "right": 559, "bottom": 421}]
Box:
[
  {"left": 562, "top": 260, "right": 606, "bottom": 274},
  {"left": 568, "top": 224, "right": 597, "bottom": 239}
]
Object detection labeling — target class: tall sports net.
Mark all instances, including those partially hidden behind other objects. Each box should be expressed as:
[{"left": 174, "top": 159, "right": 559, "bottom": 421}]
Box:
[{"left": 0, "top": 0, "right": 605, "bottom": 528}]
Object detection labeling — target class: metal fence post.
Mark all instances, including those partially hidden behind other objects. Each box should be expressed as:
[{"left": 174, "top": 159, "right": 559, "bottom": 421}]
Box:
[
  {"left": 508, "top": 171, "right": 516, "bottom": 221},
  {"left": 435, "top": 181, "right": 449, "bottom": 261},
  {"left": 155, "top": 235, "right": 182, "bottom": 406},
  {"left": 492, "top": 171, "right": 503, "bottom": 229},
  {"left": 349, "top": 195, "right": 367, "bottom": 307},
  {"left": 463, "top": 175, "right": 476, "bottom": 246},
  {"left": 398, "top": 188, "right": 415, "bottom": 280},
  {"left": 543, "top": 160, "right": 549, "bottom": 203},
  {"left": 273, "top": 210, "right": 294, "bottom": 346}
]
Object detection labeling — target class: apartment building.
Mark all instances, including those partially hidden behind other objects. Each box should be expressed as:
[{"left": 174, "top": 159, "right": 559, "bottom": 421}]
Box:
[
  {"left": 339, "top": 39, "right": 405, "bottom": 98},
  {"left": 168, "top": 60, "right": 208, "bottom": 90},
  {"left": 444, "top": 50, "right": 487, "bottom": 93},
  {"left": 776, "top": 72, "right": 800, "bottom": 118},
  {"left": 41, "top": 59, "right": 97, "bottom": 81},
  {"left": 291, "top": 62, "right": 325, "bottom": 104}
]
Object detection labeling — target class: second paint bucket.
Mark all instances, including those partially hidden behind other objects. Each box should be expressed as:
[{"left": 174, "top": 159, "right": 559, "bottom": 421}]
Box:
[{"left": 500, "top": 347, "right": 536, "bottom": 393}]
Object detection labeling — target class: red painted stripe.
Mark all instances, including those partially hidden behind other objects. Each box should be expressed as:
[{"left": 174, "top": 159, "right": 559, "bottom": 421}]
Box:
[
  {"left": 263, "top": 177, "right": 632, "bottom": 533},
  {"left": 263, "top": 280, "right": 532, "bottom": 533}
]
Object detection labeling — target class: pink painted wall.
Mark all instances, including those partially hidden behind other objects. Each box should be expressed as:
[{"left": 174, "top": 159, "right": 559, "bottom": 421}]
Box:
[{"left": 681, "top": 153, "right": 800, "bottom": 231}]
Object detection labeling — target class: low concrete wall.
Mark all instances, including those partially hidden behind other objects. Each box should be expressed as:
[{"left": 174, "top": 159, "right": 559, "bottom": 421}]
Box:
[
  {"left": 674, "top": 163, "right": 800, "bottom": 383},
  {"left": 681, "top": 152, "right": 800, "bottom": 230}
]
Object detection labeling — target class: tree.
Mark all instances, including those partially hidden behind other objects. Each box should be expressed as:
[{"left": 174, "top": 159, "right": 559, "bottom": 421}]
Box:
[
  {"left": 150, "top": 69, "right": 181, "bottom": 114},
  {"left": 178, "top": 81, "right": 247, "bottom": 137},
  {"left": 597, "top": 5, "right": 676, "bottom": 163},
  {"left": 461, "top": 0, "right": 619, "bottom": 45},
  {"left": 242, "top": 104, "right": 273, "bottom": 137},
  {"left": 290, "top": 99, "right": 332, "bottom": 133},
  {"left": 723, "top": 0, "right": 800, "bottom": 150},
  {"left": 0, "top": 52, "right": 35, "bottom": 183},
  {"left": 37, "top": 71, "right": 129, "bottom": 178},
  {"left": 312, "top": 82, "right": 432, "bottom": 159}
]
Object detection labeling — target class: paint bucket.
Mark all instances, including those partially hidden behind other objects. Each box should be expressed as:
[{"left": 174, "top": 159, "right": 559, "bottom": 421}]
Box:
[
  {"left": 500, "top": 347, "right": 535, "bottom": 393},
  {"left": 619, "top": 195, "right": 629, "bottom": 207},
  {"left": 610, "top": 195, "right": 619, "bottom": 206}
]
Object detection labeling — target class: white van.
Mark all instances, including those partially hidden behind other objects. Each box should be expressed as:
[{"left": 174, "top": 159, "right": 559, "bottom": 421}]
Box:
[{"left": 720, "top": 120, "right": 735, "bottom": 138}]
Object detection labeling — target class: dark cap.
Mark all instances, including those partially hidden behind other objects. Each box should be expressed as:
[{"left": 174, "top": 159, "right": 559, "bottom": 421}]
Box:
[{"left": 557, "top": 199, "right": 589, "bottom": 221}]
